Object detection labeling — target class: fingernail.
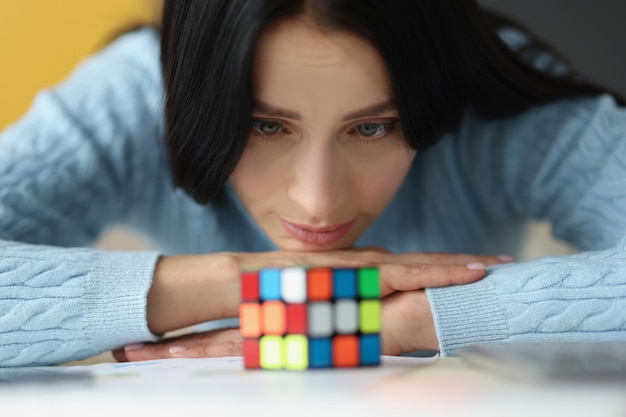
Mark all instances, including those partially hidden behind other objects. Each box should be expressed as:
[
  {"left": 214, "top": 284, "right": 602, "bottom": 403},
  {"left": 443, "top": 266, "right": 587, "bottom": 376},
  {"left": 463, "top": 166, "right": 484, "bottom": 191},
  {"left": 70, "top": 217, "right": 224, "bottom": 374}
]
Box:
[
  {"left": 466, "top": 262, "right": 486, "bottom": 270},
  {"left": 168, "top": 346, "right": 190, "bottom": 354},
  {"left": 498, "top": 255, "right": 515, "bottom": 262},
  {"left": 124, "top": 343, "right": 145, "bottom": 351}
]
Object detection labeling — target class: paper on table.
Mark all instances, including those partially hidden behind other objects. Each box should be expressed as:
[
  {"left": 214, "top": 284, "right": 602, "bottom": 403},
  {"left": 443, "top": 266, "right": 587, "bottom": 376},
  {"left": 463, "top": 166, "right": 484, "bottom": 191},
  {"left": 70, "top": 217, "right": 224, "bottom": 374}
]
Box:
[
  {"left": 1, "top": 354, "right": 436, "bottom": 382},
  {"left": 0, "top": 356, "right": 437, "bottom": 414}
]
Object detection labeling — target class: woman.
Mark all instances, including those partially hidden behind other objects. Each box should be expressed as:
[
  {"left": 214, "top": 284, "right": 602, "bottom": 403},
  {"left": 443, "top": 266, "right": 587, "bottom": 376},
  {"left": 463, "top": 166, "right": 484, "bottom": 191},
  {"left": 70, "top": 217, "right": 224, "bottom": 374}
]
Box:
[{"left": 1, "top": 0, "right": 624, "bottom": 367}]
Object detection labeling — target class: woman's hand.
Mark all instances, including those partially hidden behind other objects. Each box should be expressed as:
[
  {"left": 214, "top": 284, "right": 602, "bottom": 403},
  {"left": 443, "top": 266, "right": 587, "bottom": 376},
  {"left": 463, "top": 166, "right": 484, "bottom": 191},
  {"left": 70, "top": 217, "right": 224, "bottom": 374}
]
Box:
[
  {"left": 146, "top": 249, "right": 505, "bottom": 336},
  {"left": 236, "top": 248, "right": 506, "bottom": 297},
  {"left": 112, "top": 328, "right": 242, "bottom": 362},
  {"left": 114, "top": 290, "right": 437, "bottom": 362},
  {"left": 119, "top": 249, "right": 510, "bottom": 362}
]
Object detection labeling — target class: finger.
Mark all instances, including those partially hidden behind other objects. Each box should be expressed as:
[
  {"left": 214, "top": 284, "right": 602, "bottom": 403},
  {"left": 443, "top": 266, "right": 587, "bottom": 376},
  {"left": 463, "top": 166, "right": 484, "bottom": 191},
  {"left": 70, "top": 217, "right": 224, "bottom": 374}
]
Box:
[
  {"left": 169, "top": 329, "right": 244, "bottom": 358},
  {"left": 352, "top": 246, "right": 391, "bottom": 254},
  {"left": 306, "top": 251, "right": 509, "bottom": 269},
  {"left": 116, "top": 329, "right": 244, "bottom": 362},
  {"left": 116, "top": 342, "right": 171, "bottom": 362},
  {"left": 241, "top": 251, "right": 374, "bottom": 270},
  {"left": 380, "top": 252, "right": 513, "bottom": 266},
  {"left": 167, "top": 338, "right": 244, "bottom": 358},
  {"left": 180, "top": 338, "right": 243, "bottom": 358},
  {"left": 240, "top": 250, "right": 512, "bottom": 272},
  {"left": 118, "top": 342, "right": 204, "bottom": 361},
  {"left": 111, "top": 347, "right": 128, "bottom": 362},
  {"left": 379, "top": 262, "right": 487, "bottom": 296}
]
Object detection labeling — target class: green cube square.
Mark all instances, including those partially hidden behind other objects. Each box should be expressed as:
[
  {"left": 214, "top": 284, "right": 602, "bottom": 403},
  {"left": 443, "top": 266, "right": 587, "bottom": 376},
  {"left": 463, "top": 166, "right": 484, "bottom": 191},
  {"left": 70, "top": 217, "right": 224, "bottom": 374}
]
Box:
[{"left": 358, "top": 267, "right": 380, "bottom": 298}]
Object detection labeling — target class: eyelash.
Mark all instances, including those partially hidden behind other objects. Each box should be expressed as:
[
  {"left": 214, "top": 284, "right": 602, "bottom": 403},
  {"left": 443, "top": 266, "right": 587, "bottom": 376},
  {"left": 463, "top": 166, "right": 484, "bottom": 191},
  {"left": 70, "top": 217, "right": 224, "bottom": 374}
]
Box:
[{"left": 250, "top": 119, "right": 398, "bottom": 143}]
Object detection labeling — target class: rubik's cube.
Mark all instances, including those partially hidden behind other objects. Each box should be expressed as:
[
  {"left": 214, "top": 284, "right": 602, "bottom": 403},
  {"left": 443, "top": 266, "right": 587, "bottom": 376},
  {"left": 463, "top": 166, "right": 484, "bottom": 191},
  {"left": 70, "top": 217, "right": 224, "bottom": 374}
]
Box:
[{"left": 240, "top": 266, "right": 381, "bottom": 370}]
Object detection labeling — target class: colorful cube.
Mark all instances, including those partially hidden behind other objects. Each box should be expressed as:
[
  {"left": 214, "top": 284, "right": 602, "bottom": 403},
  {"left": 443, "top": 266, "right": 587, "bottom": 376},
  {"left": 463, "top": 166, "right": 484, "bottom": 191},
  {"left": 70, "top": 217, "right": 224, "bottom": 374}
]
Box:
[{"left": 240, "top": 266, "right": 381, "bottom": 370}]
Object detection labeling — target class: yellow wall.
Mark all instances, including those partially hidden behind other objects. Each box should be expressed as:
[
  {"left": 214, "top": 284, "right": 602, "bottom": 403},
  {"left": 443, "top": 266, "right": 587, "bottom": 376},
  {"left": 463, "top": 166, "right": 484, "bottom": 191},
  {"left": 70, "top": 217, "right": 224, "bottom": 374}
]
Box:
[{"left": 0, "top": 0, "right": 162, "bottom": 130}]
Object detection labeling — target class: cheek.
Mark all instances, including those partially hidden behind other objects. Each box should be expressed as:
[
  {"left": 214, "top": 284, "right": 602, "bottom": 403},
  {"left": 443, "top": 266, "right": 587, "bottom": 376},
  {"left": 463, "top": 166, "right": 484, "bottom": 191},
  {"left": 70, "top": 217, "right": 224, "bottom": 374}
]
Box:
[
  {"left": 229, "top": 148, "right": 285, "bottom": 204},
  {"left": 354, "top": 149, "right": 415, "bottom": 211}
]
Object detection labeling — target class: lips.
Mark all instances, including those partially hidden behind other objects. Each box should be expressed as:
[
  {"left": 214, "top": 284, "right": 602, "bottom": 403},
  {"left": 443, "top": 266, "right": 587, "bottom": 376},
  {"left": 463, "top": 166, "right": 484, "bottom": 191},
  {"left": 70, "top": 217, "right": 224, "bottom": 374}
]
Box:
[{"left": 279, "top": 218, "right": 356, "bottom": 246}]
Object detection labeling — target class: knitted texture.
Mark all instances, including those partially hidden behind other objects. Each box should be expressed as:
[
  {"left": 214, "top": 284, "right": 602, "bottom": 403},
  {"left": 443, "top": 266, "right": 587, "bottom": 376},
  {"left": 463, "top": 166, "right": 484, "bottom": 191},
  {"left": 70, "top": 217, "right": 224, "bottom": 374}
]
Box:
[
  {"left": 429, "top": 238, "right": 626, "bottom": 356},
  {"left": 0, "top": 242, "right": 160, "bottom": 366}
]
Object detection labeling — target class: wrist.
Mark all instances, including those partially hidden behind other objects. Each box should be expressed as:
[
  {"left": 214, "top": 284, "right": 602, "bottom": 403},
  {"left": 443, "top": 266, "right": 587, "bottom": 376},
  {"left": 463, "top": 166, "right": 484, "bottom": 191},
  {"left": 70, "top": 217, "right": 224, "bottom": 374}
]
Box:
[
  {"left": 146, "top": 253, "right": 241, "bottom": 334},
  {"left": 381, "top": 289, "right": 439, "bottom": 355}
]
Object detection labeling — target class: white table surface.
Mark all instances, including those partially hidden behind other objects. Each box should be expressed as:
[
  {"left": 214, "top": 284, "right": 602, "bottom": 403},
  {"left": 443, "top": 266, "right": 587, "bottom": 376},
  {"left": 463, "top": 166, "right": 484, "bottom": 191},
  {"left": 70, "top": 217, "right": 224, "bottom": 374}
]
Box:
[{"left": 2, "top": 355, "right": 625, "bottom": 417}]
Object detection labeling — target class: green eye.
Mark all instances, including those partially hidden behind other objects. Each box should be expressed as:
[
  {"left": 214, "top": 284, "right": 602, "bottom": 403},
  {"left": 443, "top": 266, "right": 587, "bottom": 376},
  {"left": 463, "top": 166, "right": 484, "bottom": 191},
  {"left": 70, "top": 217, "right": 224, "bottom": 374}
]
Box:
[
  {"left": 356, "top": 123, "right": 381, "bottom": 136},
  {"left": 252, "top": 120, "right": 283, "bottom": 135},
  {"left": 355, "top": 122, "right": 395, "bottom": 138}
]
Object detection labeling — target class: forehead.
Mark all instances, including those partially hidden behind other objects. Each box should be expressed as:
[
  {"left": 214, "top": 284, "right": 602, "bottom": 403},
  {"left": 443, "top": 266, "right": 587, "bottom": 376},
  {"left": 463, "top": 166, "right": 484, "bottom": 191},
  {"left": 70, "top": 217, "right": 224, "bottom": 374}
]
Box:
[{"left": 252, "top": 17, "right": 390, "bottom": 86}]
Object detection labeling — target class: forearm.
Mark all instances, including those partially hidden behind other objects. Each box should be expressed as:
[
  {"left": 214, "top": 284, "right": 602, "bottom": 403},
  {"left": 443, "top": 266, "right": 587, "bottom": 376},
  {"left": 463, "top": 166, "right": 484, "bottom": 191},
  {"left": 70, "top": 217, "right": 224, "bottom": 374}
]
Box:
[{"left": 146, "top": 253, "right": 241, "bottom": 335}]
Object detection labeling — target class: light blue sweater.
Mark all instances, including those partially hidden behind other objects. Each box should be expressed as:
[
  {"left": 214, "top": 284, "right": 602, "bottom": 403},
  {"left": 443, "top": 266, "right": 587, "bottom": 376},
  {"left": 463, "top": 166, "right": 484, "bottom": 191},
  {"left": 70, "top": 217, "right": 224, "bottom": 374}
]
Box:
[{"left": 1, "top": 28, "right": 625, "bottom": 366}]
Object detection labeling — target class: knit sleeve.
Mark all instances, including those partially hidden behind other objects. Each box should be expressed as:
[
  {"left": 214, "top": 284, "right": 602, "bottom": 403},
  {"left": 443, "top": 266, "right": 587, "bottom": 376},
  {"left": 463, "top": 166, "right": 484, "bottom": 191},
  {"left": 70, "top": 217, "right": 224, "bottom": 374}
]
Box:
[
  {"left": 0, "top": 242, "right": 160, "bottom": 366},
  {"left": 0, "top": 28, "right": 164, "bottom": 366},
  {"left": 428, "top": 238, "right": 626, "bottom": 356},
  {"left": 427, "top": 95, "right": 626, "bottom": 356},
  {"left": 501, "top": 95, "right": 626, "bottom": 251}
]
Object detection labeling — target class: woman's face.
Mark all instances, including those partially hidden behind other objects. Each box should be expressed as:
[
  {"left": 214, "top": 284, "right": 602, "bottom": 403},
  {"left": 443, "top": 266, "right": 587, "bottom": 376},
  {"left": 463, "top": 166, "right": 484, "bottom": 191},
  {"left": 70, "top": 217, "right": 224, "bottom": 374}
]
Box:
[{"left": 230, "top": 17, "right": 416, "bottom": 251}]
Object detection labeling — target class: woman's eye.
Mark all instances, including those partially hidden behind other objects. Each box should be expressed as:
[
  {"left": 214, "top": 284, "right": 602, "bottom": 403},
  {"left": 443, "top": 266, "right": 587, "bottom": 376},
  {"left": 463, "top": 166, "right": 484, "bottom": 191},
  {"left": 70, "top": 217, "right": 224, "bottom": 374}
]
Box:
[
  {"left": 354, "top": 122, "right": 396, "bottom": 138},
  {"left": 252, "top": 120, "right": 284, "bottom": 135}
]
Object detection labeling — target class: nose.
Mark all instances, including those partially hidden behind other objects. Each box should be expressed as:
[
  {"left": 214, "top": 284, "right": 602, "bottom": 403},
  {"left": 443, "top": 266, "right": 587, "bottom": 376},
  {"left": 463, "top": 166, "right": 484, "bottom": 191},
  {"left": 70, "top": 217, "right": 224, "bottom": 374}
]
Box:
[{"left": 287, "top": 140, "right": 346, "bottom": 220}]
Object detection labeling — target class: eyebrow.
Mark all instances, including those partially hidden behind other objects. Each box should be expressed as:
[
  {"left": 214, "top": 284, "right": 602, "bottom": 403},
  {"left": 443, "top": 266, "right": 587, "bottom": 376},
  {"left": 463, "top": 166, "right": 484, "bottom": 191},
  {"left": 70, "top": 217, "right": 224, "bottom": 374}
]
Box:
[
  {"left": 341, "top": 99, "right": 397, "bottom": 121},
  {"left": 252, "top": 99, "right": 397, "bottom": 122},
  {"left": 253, "top": 99, "right": 301, "bottom": 120}
]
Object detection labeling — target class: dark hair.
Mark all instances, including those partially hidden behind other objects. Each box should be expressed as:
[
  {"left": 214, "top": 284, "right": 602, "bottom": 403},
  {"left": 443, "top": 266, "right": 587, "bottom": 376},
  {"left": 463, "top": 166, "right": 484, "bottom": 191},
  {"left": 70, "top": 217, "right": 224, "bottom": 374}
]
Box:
[{"left": 160, "top": 0, "right": 623, "bottom": 204}]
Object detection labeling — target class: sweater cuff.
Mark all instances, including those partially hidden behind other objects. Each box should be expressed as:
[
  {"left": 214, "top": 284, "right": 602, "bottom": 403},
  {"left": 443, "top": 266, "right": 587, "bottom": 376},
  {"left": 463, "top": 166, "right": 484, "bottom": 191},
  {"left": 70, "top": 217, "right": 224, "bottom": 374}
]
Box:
[
  {"left": 426, "top": 273, "right": 509, "bottom": 357},
  {"left": 84, "top": 250, "right": 162, "bottom": 351}
]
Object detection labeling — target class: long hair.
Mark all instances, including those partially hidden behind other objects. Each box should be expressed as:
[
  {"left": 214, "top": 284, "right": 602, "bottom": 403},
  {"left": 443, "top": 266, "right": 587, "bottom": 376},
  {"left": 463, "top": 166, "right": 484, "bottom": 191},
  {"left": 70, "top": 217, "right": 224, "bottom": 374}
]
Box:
[{"left": 160, "top": 0, "right": 622, "bottom": 204}]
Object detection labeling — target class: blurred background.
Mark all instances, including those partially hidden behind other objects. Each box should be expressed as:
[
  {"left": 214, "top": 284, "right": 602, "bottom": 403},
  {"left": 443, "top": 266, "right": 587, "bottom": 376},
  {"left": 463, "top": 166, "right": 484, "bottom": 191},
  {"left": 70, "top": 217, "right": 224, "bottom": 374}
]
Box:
[
  {"left": 480, "top": 0, "right": 626, "bottom": 98},
  {"left": 0, "top": 1, "right": 162, "bottom": 254},
  {"left": 1, "top": 0, "right": 624, "bottom": 260},
  {"left": 478, "top": 0, "right": 626, "bottom": 259},
  {"left": 0, "top": 1, "right": 162, "bottom": 130}
]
